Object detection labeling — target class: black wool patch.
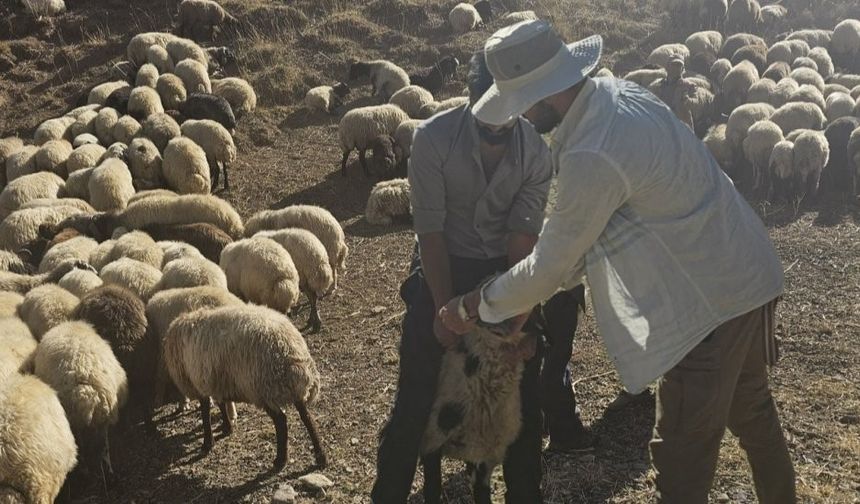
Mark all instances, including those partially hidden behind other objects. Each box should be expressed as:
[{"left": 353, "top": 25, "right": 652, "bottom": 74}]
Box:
[
  {"left": 438, "top": 402, "right": 465, "bottom": 432},
  {"left": 464, "top": 353, "right": 480, "bottom": 376}
]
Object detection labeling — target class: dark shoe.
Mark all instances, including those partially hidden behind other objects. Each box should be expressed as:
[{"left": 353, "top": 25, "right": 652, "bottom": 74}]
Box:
[
  {"left": 546, "top": 418, "right": 595, "bottom": 454},
  {"left": 606, "top": 389, "right": 652, "bottom": 412}
]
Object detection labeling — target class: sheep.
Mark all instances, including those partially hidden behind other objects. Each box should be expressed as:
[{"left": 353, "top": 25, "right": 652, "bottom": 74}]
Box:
[
  {"left": 33, "top": 320, "right": 128, "bottom": 478},
  {"left": 90, "top": 107, "right": 118, "bottom": 146},
  {"left": 17, "top": 284, "right": 79, "bottom": 340},
  {"left": 822, "top": 117, "right": 860, "bottom": 196},
  {"left": 788, "top": 84, "right": 826, "bottom": 111},
  {"left": 746, "top": 78, "right": 776, "bottom": 104},
  {"left": 0, "top": 172, "right": 65, "bottom": 220},
  {"left": 88, "top": 239, "right": 116, "bottom": 272},
  {"left": 824, "top": 84, "right": 851, "bottom": 97},
  {"left": 830, "top": 74, "right": 860, "bottom": 89},
  {"left": 127, "top": 32, "right": 179, "bottom": 66},
  {"left": 367, "top": 135, "right": 401, "bottom": 180},
  {"left": 394, "top": 119, "right": 421, "bottom": 162},
  {"left": 686, "top": 31, "right": 724, "bottom": 59},
  {"left": 825, "top": 92, "right": 855, "bottom": 122},
  {"left": 20, "top": 0, "right": 66, "bottom": 17},
  {"left": 0, "top": 251, "right": 30, "bottom": 275},
  {"left": 389, "top": 85, "right": 435, "bottom": 119},
  {"left": 63, "top": 168, "right": 93, "bottom": 201},
  {"left": 128, "top": 189, "right": 178, "bottom": 205},
  {"left": 58, "top": 267, "right": 103, "bottom": 298},
  {"left": 244, "top": 205, "right": 347, "bottom": 289},
  {"left": 158, "top": 240, "right": 204, "bottom": 264},
  {"left": 73, "top": 285, "right": 155, "bottom": 427},
  {"left": 759, "top": 4, "right": 786, "bottom": 24},
  {"left": 831, "top": 19, "right": 860, "bottom": 62},
  {"left": 134, "top": 64, "right": 159, "bottom": 89},
  {"left": 3, "top": 145, "right": 38, "bottom": 183},
  {"left": 448, "top": 3, "right": 482, "bottom": 34},
  {"left": 408, "top": 55, "right": 460, "bottom": 96},
  {"left": 88, "top": 81, "right": 131, "bottom": 106},
  {"left": 88, "top": 158, "right": 135, "bottom": 212},
  {"left": 64, "top": 144, "right": 104, "bottom": 175},
  {"left": 0, "top": 317, "right": 36, "bottom": 377},
  {"left": 146, "top": 44, "right": 174, "bottom": 74},
  {"left": 156, "top": 74, "right": 187, "bottom": 111},
  {"left": 768, "top": 40, "right": 807, "bottom": 66},
  {"left": 709, "top": 59, "right": 732, "bottom": 88},
  {"left": 790, "top": 130, "right": 830, "bottom": 200},
  {"left": 166, "top": 38, "right": 207, "bottom": 70},
  {"left": 254, "top": 228, "right": 333, "bottom": 332},
  {"left": 720, "top": 33, "right": 766, "bottom": 59},
  {"left": 113, "top": 115, "right": 142, "bottom": 145},
  {"left": 72, "top": 134, "right": 99, "bottom": 148},
  {"left": 786, "top": 29, "right": 832, "bottom": 48},
  {"left": 0, "top": 206, "right": 85, "bottom": 253},
  {"left": 338, "top": 104, "right": 409, "bottom": 177},
  {"left": 791, "top": 55, "right": 818, "bottom": 72},
  {"left": 731, "top": 44, "right": 767, "bottom": 74},
  {"left": 128, "top": 137, "right": 163, "bottom": 189},
  {"left": 623, "top": 68, "right": 667, "bottom": 88},
  {"left": 33, "top": 117, "right": 73, "bottom": 147},
  {"left": 127, "top": 86, "right": 164, "bottom": 121},
  {"left": 104, "top": 87, "right": 133, "bottom": 115},
  {"left": 762, "top": 61, "right": 790, "bottom": 82},
  {"left": 769, "top": 77, "right": 799, "bottom": 108},
  {"left": 155, "top": 254, "right": 226, "bottom": 290},
  {"left": 304, "top": 83, "right": 351, "bottom": 115},
  {"left": 32, "top": 140, "right": 69, "bottom": 178},
  {"left": 365, "top": 177, "right": 411, "bottom": 226},
  {"left": 0, "top": 261, "right": 92, "bottom": 295},
  {"left": 807, "top": 47, "right": 834, "bottom": 79},
  {"left": 178, "top": 92, "right": 237, "bottom": 131},
  {"left": 0, "top": 137, "right": 24, "bottom": 169},
  {"left": 725, "top": 103, "right": 775, "bottom": 173},
  {"left": 162, "top": 136, "right": 211, "bottom": 195},
  {"left": 138, "top": 222, "right": 231, "bottom": 264},
  {"left": 140, "top": 112, "right": 181, "bottom": 152},
  {"left": 38, "top": 235, "right": 98, "bottom": 274},
  {"left": 104, "top": 141, "right": 129, "bottom": 163},
  {"left": 174, "top": 59, "right": 211, "bottom": 95},
  {"left": 721, "top": 60, "right": 759, "bottom": 112},
  {"left": 726, "top": 0, "right": 762, "bottom": 34},
  {"left": 0, "top": 374, "right": 77, "bottom": 504},
  {"left": 850, "top": 127, "right": 860, "bottom": 192},
  {"left": 219, "top": 237, "right": 300, "bottom": 313},
  {"left": 701, "top": 0, "right": 728, "bottom": 31},
  {"left": 175, "top": 0, "right": 238, "bottom": 41},
  {"left": 210, "top": 77, "right": 257, "bottom": 119},
  {"left": 99, "top": 258, "right": 163, "bottom": 301},
  {"left": 348, "top": 59, "right": 411, "bottom": 102},
  {"left": 648, "top": 44, "right": 691, "bottom": 69},
  {"left": 743, "top": 120, "right": 784, "bottom": 192},
  {"left": 101, "top": 230, "right": 164, "bottom": 270},
  {"left": 121, "top": 193, "right": 244, "bottom": 239},
  {"left": 164, "top": 304, "right": 326, "bottom": 469},
  {"left": 179, "top": 119, "right": 236, "bottom": 190},
  {"left": 770, "top": 101, "right": 826, "bottom": 134},
  {"left": 789, "top": 67, "right": 824, "bottom": 92}
]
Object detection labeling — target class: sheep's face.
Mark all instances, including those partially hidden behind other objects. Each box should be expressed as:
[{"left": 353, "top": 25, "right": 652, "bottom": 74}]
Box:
[
  {"left": 439, "top": 55, "right": 460, "bottom": 78},
  {"left": 333, "top": 82, "right": 351, "bottom": 98},
  {"left": 370, "top": 135, "right": 397, "bottom": 177},
  {"left": 347, "top": 61, "right": 370, "bottom": 82}
]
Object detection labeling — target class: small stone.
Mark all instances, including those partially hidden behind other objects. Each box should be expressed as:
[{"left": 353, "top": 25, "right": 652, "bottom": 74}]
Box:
[
  {"left": 298, "top": 473, "right": 334, "bottom": 492},
  {"left": 838, "top": 414, "right": 859, "bottom": 425},
  {"left": 272, "top": 483, "right": 297, "bottom": 504},
  {"left": 350, "top": 437, "right": 359, "bottom": 445},
  {"left": 370, "top": 305, "right": 386, "bottom": 315},
  {"left": 716, "top": 492, "right": 730, "bottom": 503}
]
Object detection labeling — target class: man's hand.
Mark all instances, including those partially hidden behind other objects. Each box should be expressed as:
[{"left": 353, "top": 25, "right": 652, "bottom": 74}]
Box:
[
  {"left": 434, "top": 314, "right": 462, "bottom": 349},
  {"left": 439, "top": 295, "right": 477, "bottom": 335}
]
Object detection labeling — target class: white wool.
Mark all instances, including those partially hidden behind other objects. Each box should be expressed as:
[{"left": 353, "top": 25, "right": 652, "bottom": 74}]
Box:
[
  {"left": 179, "top": 119, "right": 237, "bottom": 166},
  {"left": 770, "top": 101, "right": 826, "bottom": 134},
  {"left": 127, "top": 32, "right": 179, "bottom": 66},
  {"left": 0, "top": 172, "right": 65, "bottom": 220},
  {"left": 88, "top": 158, "right": 135, "bottom": 212},
  {"left": 338, "top": 104, "right": 410, "bottom": 154},
  {"left": 211, "top": 78, "right": 257, "bottom": 117},
  {"left": 685, "top": 31, "right": 723, "bottom": 59},
  {"left": 623, "top": 68, "right": 667, "bottom": 88},
  {"left": 99, "top": 258, "right": 163, "bottom": 301},
  {"left": 786, "top": 29, "right": 832, "bottom": 48},
  {"left": 389, "top": 85, "right": 435, "bottom": 119},
  {"left": 219, "top": 237, "right": 300, "bottom": 313},
  {"left": 174, "top": 59, "right": 211, "bottom": 94},
  {"left": 788, "top": 67, "right": 824, "bottom": 92},
  {"left": 448, "top": 3, "right": 482, "bottom": 34},
  {"left": 21, "top": 0, "right": 66, "bottom": 16},
  {"left": 166, "top": 38, "right": 208, "bottom": 70},
  {"left": 825, "top": 93, "right": 855, "bottom": 122},
  {"left": 17, "top": 284, "right": 79, "bottom": 340},
  {"left": 127, "top": 86, "right": 165, "bottom": 120},
  {"left": 57, "top": 268, "right": 103, "bottom": 297},
  {"left": 807, "top": 47, "right": 834, "bottom": 79},
  {"left": 87, "top": 81, "right": 130, "bottom": 106},
  {"left": 161, "top": 137, "right": 211, "bottom": 195},
  {"left": 831, "top": 19, "right": 860, "bottom": 56},
  {"left": 722, "top": 60, "right": 760, "bottom": 110},
  {"left": 769, "top": 140, "right": 794, "bottom": 180},
  {"left": 365, "top": 178, "right": 411, "bottom": 226},
  {"left": 647, "top": 43, "right": 690, "bottom": 69},
  {"left": 725, "top": 102, "right": 774, "bottom": 150}
]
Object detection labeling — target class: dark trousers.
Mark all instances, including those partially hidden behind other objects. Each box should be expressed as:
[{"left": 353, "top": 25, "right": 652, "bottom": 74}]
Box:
[{"left": 371, "top": 252, "right": 543, "bottom": 503}]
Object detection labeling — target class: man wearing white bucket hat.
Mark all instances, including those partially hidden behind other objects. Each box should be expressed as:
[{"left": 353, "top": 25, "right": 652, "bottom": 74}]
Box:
[{"left": 440, "top": 20, "right": 796, "bottom": 503}]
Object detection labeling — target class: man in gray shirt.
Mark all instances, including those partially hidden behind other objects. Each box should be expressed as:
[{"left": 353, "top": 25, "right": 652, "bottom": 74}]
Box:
[{"left": 371, "top": 52, "right": 587, "bottom": 503}]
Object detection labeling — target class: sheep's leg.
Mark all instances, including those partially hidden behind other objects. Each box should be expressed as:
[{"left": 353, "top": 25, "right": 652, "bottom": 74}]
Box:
[
  {"left": 359, "top": 149, "right": 370, "bottom": 177},
  {"left": 223, "top": 163, "right": 230, "bottom": 189},
  {"left": 307, "top": 292, "right": 322, "bottom": 334},
  {"left": 806, "top": 171, "right": 822, "bottom": 202},
  {"left": 217, "top": 401, "right": 234, "bottom": 435},
  {"left": 421, "top": 452, "right": 442, "bottom": 504},
  {"left": 340, "top": 151, "right": 350, "bottom": 177},
  {"left": 471, "top": 462, "right": 492, "bottom": 504},
  {"left": 201, "top": 397, "right": 214, "bottom": 453},
  {"left": 264, "top": 406, "right": 289, "bottom": 469},
  {"left": 295, "top": 401, "right": 327, "bottom": 468},
  {"left": 208, "top": 157, "right": 220, "bottom": 192}
]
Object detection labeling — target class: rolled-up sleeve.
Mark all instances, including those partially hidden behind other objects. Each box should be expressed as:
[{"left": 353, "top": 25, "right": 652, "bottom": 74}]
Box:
[
  {"left": 408, "top": 127, "right": 446, "bottom": 234},
  {"left": 506, "top": 136, "right": 552, "bottom": 235},
  {"left": 478, "top": 150, "right": 631, "bottom": 323}
]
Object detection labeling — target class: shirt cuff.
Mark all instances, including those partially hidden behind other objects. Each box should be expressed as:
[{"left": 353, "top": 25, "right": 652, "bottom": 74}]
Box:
[
  {"left": 477, "top": 278, "right": 507, "bottom": 324},
  {"left": 412, "top": 209, "right": 446, "bottom": 234}
]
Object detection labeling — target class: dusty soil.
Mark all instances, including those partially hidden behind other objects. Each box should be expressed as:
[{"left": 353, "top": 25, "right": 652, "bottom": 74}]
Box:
[{"left": 1, "top": 0, "right": 859, "bottom": 502}]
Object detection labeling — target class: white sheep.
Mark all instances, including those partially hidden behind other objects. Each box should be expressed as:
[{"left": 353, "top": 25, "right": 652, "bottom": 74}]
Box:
[
  {"left": 179, "top": 119, "right": 236, "bottom": 190},
  {"left": 759, "top": 4, "right": 786, "bottom": 24},
  {"left": 709, "top": 59, "right": 733, "bottom": 89},
  {"left": 0, "top": 252, "right": 30, "bottom": 275},
  {"left": 623, "top": 68, "right": 667, "bottom": 88},
  {"left": 366, "top": 178, "right": 411, "bottom": 226},
  {"left": 63, "top": 167, "right": 93, "bottom": 200},
  {"left": 127, "top": 86, "right": 164, "bottom": 120},
  {"left": 786, "top": 29, "right": 832, "bottom": 48},
  {"left": 767, "top": 40, "right": 809, "bottom": 65},
  {"left": 211, "top": 77, "right": 257, "bottom": 119},
  {"left": 647, "top": 43, "right": 690, "bottom": 69},
  {"left": 825, "top": 92, "right": 855, "bottom": 122},
  {"left": 99, "top": 258, "right": 163, "bottom": 301},
  {"left": 824, "top": 84, "right": 851, "bottom": 97},
  {"left": 448, "top": 3, "right": 482, "bottom": 34},
  {"left": 770, "top": 101, "right": 826, "bottom": 134},
  {"left": 102, "top": 230, "right": 164, "bottom": 270},
  {"left": 0, "top": 317, "right": 36, "bottom": 377},
  {"left": 0, "top": 172, "right": 65, "bottom": 220},
  {"left": 791, "top": 57, "right": 818, "bottom": 72},
  {"left": 32, "top": 140, "right": 71, "bottom": 179},
  {"left": 417, "top": 96, "right": 470, "bottom": 119},
  {"left": 17, "top": 283, "right": 79, "bottom": 340},
  {"left": 87, "top": 81, "right": 131, "bottom": 106},
  {"left": 20, "top": 0, "right": 66, "bottom": 16},
  {"left": 726, "top": 102, "right": 774, "bottom": 152},
  {"left": 119, "top": 193, "right": 244, "bottom": 238},
  {"left": 20, "top": 198, "right": 93, "bottom": 213},
  {"left": 156, "top": 74, "right": 187, "bottom": 110},
  {"left": 304, "top": 83, "right": 351, "bottom": 115},
  {"left": 830, "top": 74, "right": 860, "bottom": 89},
  {"left": 174, "top": 59, "right": 211, "bottom": 94},
  {"left": 244, "top": 205, "right": 347, "bottom": 288},
  {"left": 57, "top": 267, "right": 103, "bottom": 297},
  {"left": 146, "top": 44, "right": 174, "bottom": 73},
  {"left": 725, "top": 0, "right": 762, "bottom": 33},
  {"left": 65, "top": 104, "right": 101, "bottom": 120},
  {"left": 394, "top": 119, "right": 421, "bottom": 161},
  {"left": 128, "top": 137, "right": 164, "bottom": 189},
  {"left": 72, "top": 133, "right": 99, "bottom": 148},
  {"left": 0, "top": 137, "right": 24, "bottom": 171},
  {"left": 113, "top": 115, "right": 142, "bottom": 145},
  {"left": 166, "top": 38, "right": 208, "bottom": 70},
  {"left": 789, "top": 67, "right": 824, "bottom": 92},
  {"left": 33, "top": 117, "right": 74, "bottom": 146},
  {"left": 0, "top": 205, "right": 84, "bottom": 252},
  {"left": 135, "top": 64, "right": 160, "bottom": 89},
  {"left": 792, "top": 129, "right": 830, "bottom": 199},
  {"left": 338, "top": 104, "right": 409, "bottom": 176},
  {"left": 0, "top": 374, "right": 77, "bottom": 504},
  {"left": 38, "top": 235, "right": 99, "bottom": 274},
  {"left": 159, "top": 240, "right": 204, "bottom": 266},
  {"left": 88, "top": 158, "right": 135, "bottom": 211},
  {"left": 161, "top": 136, "right": 211, "bottom": 194},
  {"left": 33, "top": 320, "right": 128, "bottom": 477},
  {"left": 685, "top": 31, "right": 723, "bottom": 59},
  {"left": 746, "top": 78, "right": 776, "bottom": 104},
  {"left": 743, "top": 120, "right": 784, "bottom": 191},
  {"left": 721, "top": 60, "right": 759, "bottom": 112},
  {"left": 141, "top": 112, "right": 181, "bottom": 152},
  {"left": 788, "top": 84, "right": 826, "bottom": 112},
  {"left": 163, "top": 304, "right": 326, "bottom": 469},
  {"left": 500, "top": 10, "right": 537, "bottom": 25},
  {"left": 65, "top": 143, "right": 105, "bottom": 174},
  {"left": 769, "top": 77, "right": 799, "bottom": 108},
  {"left": 127, "top": 32, "right": 178, "bottom": 66},
  {"left": 389, "top": 85, "right": 435, "bottom": 119},
  {"left": 807, "top": 47, "right": 834, "bottom": 79},
  {"left": 348, "top": 59, "right": 410, "bottom": 102},
  {"left": 0, "top": 262, "right": 91, "bottom": 296},
  {"left": 156, "top": 255, "right": 226, "bottom": 290},
  {"left": 253, "top": 228, "right": 333, "bottom": 332},
  {"left": 91, "top": 107, "right": 118, "bottom": 146},
  {"left": 175, "top": 0, "right": 238, "bottom": 41},
  {"left": 831, "top": 19, "right": 860, "bottom": 58},
  {"left": 219, "top": 237, "right": 300, "bottom": 313},
  {"left": 720, "top": 33, "right": 766, "bottom": 59}
]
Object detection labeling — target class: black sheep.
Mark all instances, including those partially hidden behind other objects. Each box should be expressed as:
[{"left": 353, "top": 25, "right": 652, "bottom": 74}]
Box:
[
  {"left": 408, "top": 55, "right": 460, "bottom": 96},
  {"left": 179, "top": 92, "right": 237, "bottom": 131}
]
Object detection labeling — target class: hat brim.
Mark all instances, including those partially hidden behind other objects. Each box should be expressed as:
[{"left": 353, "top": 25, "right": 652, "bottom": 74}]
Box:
[{"left": 472, "top": 35, "right": 603, "bottom": 125}]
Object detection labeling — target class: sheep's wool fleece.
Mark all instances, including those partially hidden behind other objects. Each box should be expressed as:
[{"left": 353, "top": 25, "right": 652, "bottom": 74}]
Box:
[
  {"left": 162, "top": 137, "right": 212, "bottom": 195},
  {"left": 99, "top": 258, "right": 163, "bottom": 301},
  {"left": 219, "top": 237, "right": 300, "bottom": 312},
  {"left": 17, "top": 284, "right": 79, "bottom": 340},
  {"left": 33, "top": 321, "right": 128, "bottom": 429},
  {"left": 244, "top": 205, "right": 346, "bottom": 271},
  {"left": 253, "top": 229, "right": 333, "bottom": 296},
  {"left": 0, "top": 374, "right": 77, "bottom": 504},
  {"left": 164, "top": 304, "right": 320, "bottom": 409},
  {"left": 119, "top": 194, "right": 244, "bottom": 239},
  {"left": 421, "top": 325, "right": 527, "bottom": 466},
  {"left": 366, "top": 178, "right": 411, "bottom": 225},
  {"left": 338, "top": 104, "right": 410, "bottom": 151},
  {"left": 0, "top": 317, "right": 35, "bottom": 378}
]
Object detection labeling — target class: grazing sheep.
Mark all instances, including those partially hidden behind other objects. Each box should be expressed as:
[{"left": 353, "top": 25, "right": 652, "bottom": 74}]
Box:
[
  {"left": 823, "top": 83, "right": 851, "bottom": 97},
  {"left": 146, "top": 44, "right": 174, "bottom": 73},
  {"left": 623, "top": 68, "right": 667, "bottom": 88},
  {"left": 721, "top": 60, "right": 760, "bottom": 112},
  {"left": 219, "top": 237, "right": 300, "bottom": 313},
  {"left": 759, "top": 4, "right": 786, "bottom": 24},
  {"left": 32, "top": 140, "right": 71, "bottom": 179},
  {"left": 770, "top": 101, "right": 826, "bottom": 134},
  {"left": 162, "top": 136, "right": 211, "bottom": 194},
  {"left": 822, "top": 117, "right": 860, "bottom": 196},
  {"left": 88, "top": 239, "right": 116, "bottom": 272},
  {"left": 63, "top": 167, "right": 94, "bottom": 200},
  {"left": 88, "top": 81, "right": 131, "bottom": 106},
  {"left": 762, "top": 61, "right": 790, "bottom": 82},
  {"left": 175, "top": 0, "right": 238, "bottom": 41},
  {"left": 72, "top": 133, "right": 99, "bottom": 148},
  {"left": 743, "top": 120, "right": 784, "bottom": 191},
  {"left": 127, "top": 32, "right": 179, "bottom": 66},
  {"left": 33, "top": 117, "right": 74, "bottom": 146},
  {"left": 179, "top": 92, "right": 237, "bottom": 131},
  {"left": 127, "top": 86, "right": 165, "bottom": 121},
  {"left": 58, "top": 267, "right": 104, "bottom": 298},
  {"left": 726, "top": 0, "right": 762, "bottom": 34},
  {"left": 33, "top": 321, "right": 128, "bottom": 478},
  {"left": 830, "top": 74, "right": 860, "bottom": 89},
  {"left": 99, "top": 258, "right": 163, "bottom": 301},
  {"left": 0, "top": 317, "right": 36, "bottom": 377},
  {"left": 113, "top": 115, "right": 142, "bottom": 145},
  {"left": 142, "top": 223, "right": 231, "bottom": 263},
  {"left": 720, "top": 33, "right": 766, "bottom": 59},
  {"left": 648, "top": 44, "right": 690, "bottom": 69},
  {"left": 104, "top": 87, "right": 133, "bottom": 116},
  {"left": 368, "top": 135, "right": 400, "bottom": 180},
  {"left": 156, "top": 255, "right": 226, "bottom": 290},
  {"left": 726, "top": 103, "right": 775, "bottom": 170},
  {"left": 254, "top": 228, "right": 333, "bottom": 332},
  {"left": 156, "top": 74, "right": 188, "bottom": 110},
  {"left": 179, "top": 119, "right": 236, "bottom": 190},
  {"left": 244, "top": 205, "right": 347, "bottom": 289},
  {"left": 101, "top": 230, "right": 164, "bottom": 270},
  {"left": 768, "top": 40, "right": 807, "bottom": 66},
  {"left": 65, "top": 104, "right": 102, "bottom": 120},
  {"left": 416, "top": 96, "right": 470, "bottom": 119},
  {"left": 789, "top": 67, "right": 824, "bottom": 92},
  {"left": 210, "top": 77, "right": 257, "bottom": 119},
  {"left": 786, "top": 29, "right": 832, "bottom": 48},
  {"left": 0, "top": 205, "right": 85, "bottom": 253},
  {"left": 338, "top": 104, "right": 410, "bottom": 176},
  {"left": 771, "top": 130, "right": 826, "bottom": 201},
  {"left": 389, "top": 85, "right": 435, "bottom": 119},
  {"left": 688, "top": 52, "right": 717, "bottom": 77},
  {"left": 408, "top": 56, "right": 460, "bottom": 96},
  {"left": 88, "top": 158, "right": 135, "bottom": 212},
  {"left": 304, "top": 83, "right": 351, "bottom": 115},
  {"left": 701, "top": 0, "right": 728, "bottom": 31},
  {"left": 0, "top": 172, "right": 65, "bottom": 220},
  {"left": 74, "top": 285, "right": 155, "bottom": 427},
  {"left": 66, "top": 143, "right": 107, "bottom": 174},
  {"left": 348, "top": 60, "right": 411, "bottom": 102},
  {"left": 141, "top": 112, "right": 182, "bottom": 152},
  {"left": 164, "top": 304, "right": 326, "bottom": 469},
  {"left": 448, "top": 3, "right": 482, "bottom": 34},
  {"left": 174, "top": 59, "right": 211, "bottom": 94},
  {"left": 769, "top": 77, "right": 799, "bottom": 108},
  {"left": 831, "top": 19, "right": 860, "bottom": 61},
  {"left": 394, "top": 119, "right": 421, "bottom": 162},
  {"left": 366, "top": 177, "right": 411, "bottom": 226},
  {"left": 92, "top": 107, "right": 119, "bottom": 146},
  {"left": 825, "top": 92, "right": 855, "bottom": 122},
  {"left": 501, "top": 10, "right": 538, "bottom": 25},
  {"left": 21, "top": 0, "right": 66, "bottom": 16},
  {"left": 731, "top": 44, "right": 767, "bottom": 74},
  {"left": 0, "top": 374, "right": 77, "bottom": 504},
  {"left": 0, "top": 261, "right": 92, "bottom": 295},
  {"left": 158, "top": 240, "right": 204, "bottom": 265},
  {"left": 788, "top": 84, "right": 826, "bottom": 111},
  {"left": 38, "top": 235, "right": 98, "bottom": 274},
  {"left": 166, "top": 38, "right": 207, "bottom": 70},
  {"left": 0, "top": 137, "right": 24, "bottom": 173},
  {"left": 0, "top": 251, "right": 30, "bottom": 275},
  {"left": 17, "top": 284, "right": 79, "bottom": 340},
  {"left": 120, "top": 193, "right": 244, "bottom": 238},
  {"left": 686, "top": 31, "right": 724, "bottom": 59},
  {"left": 746, "top": 78, "right": 776, "bottom": 104},
  {"left": 128, "top": 137, "right": 164, "bottom": 189},
  {"left": 709, "top": 59, "right": 732, "bottom": 88},
  {"left": 808, "top": 47, "right": 834, "bottom": 78},
  {"left": 135, "top": 63, "right": 160, "bottom": 89}
]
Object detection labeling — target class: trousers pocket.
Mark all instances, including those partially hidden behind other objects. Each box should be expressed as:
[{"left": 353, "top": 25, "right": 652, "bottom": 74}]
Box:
[{"left": 662, "top": 339, "right": 723, "bottom": 434}]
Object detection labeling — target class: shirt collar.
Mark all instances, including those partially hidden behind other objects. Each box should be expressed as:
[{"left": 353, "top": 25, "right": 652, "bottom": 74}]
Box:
[{"left": 550, "top": 77, "right": 598, "bottom": 152}]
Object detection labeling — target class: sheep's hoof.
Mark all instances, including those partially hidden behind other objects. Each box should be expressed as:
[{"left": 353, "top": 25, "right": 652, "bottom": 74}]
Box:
[
  {"left": 315, "top": 452, "right": 328, "bottom": 469},
  {"left": 202, "top": 439, "right": 213, "bottom": 454},
  {"left": 273, "top": 456, "right": 287, "bottom": 471}
]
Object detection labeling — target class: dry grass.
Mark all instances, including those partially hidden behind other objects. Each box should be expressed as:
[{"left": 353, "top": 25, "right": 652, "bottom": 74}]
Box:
[{"left": 1, "top": 0, "right": 859, "bottom": 502}]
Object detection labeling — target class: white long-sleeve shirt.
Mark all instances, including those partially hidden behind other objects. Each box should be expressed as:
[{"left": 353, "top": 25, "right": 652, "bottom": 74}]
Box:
[{"left": 478, "top": 77, "right": 784, "bottom": 393}]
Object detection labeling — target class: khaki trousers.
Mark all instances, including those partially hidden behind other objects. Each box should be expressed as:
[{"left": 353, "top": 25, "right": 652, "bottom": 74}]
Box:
[{"left": 649, "top": 300, "right": 796, "bottom": 503}]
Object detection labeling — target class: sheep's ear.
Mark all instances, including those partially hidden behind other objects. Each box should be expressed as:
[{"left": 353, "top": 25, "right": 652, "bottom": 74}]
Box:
[{"left": 37, "top": 223, "right": 55, "bottom": 240}]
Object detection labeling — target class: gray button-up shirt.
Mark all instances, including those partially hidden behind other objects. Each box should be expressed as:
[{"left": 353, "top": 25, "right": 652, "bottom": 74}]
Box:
[{"left": 408, "top": 105, "right": 552, "bottom": 259}]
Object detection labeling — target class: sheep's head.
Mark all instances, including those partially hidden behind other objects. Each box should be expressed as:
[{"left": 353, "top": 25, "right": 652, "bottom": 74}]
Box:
[
  {"left": 51, "top": 212, "right": 120, "bottom": 242},
  {"left": 369, "top": 135, "right": 398, "bottom": 178},
  {"left": 474, "top": 0, "right": 493, "bottom": 22},
  {"left": 438, "top": 55, "right": 460, "bottom": 79},
  {"left": 347, "top": 60, "right": 370, "bottom": 82},
  {"left": 332, "top": 82, "right": 351, "bottom": 98}
]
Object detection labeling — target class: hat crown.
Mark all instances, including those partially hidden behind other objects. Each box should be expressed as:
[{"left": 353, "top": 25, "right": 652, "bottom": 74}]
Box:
[{"left": 484, "top": 20, "right": 565, "bottom": 81}]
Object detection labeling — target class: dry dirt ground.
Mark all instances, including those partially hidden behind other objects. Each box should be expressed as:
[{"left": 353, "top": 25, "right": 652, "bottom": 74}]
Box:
[{"left": 1, "top": 0, "right": 860, "bottom": 502}]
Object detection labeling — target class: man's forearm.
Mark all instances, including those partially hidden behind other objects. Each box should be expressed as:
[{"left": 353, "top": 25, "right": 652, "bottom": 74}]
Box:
[
  {"left": 508, "top": 232, "right": 539, "bottom": 267},
  {"left": 418, "top": 233, "right": 454, "bottom": 310}
]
